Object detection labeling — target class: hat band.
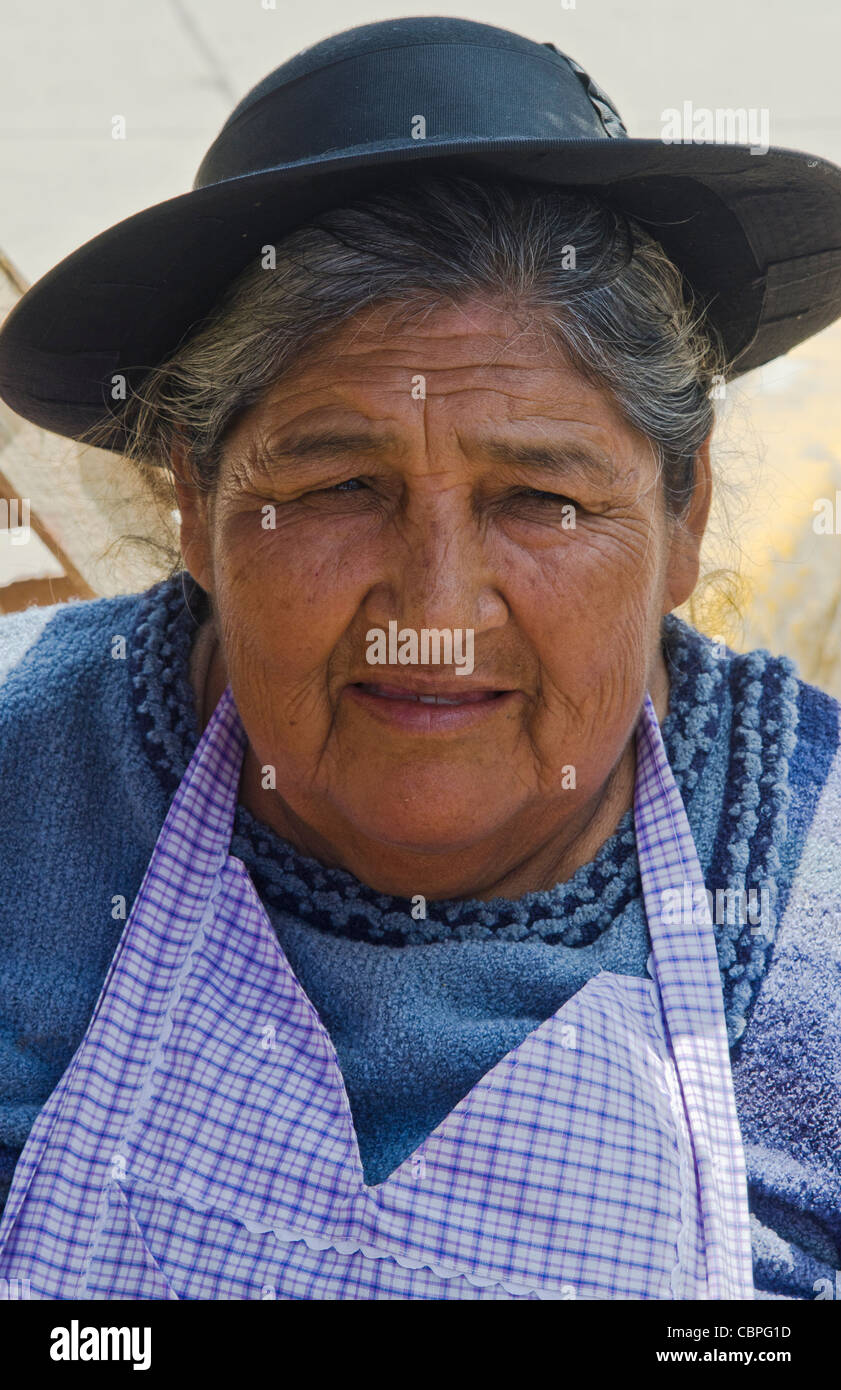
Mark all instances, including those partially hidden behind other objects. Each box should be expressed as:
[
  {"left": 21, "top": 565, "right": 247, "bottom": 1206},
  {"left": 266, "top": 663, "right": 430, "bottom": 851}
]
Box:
[{"left": 194, "top": 42, "right": 618, "bottom": 188}]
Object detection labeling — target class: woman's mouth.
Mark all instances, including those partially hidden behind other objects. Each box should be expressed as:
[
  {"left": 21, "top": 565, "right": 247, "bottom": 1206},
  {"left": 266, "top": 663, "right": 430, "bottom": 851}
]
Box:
[{"left": 344, "top": 681, "right": 518, "bottom": 730}]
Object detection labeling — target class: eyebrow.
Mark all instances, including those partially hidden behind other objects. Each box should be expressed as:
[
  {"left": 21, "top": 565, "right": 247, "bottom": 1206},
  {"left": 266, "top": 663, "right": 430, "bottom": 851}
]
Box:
[
  {"left": 261, "top": 427, "right": 614, "bottom": 486},
  {"left": 474, "top": 437, "right": 615, "bottom": 487},
  {"left": 262, "top": 429, "right": 404, "bottom": 464}
]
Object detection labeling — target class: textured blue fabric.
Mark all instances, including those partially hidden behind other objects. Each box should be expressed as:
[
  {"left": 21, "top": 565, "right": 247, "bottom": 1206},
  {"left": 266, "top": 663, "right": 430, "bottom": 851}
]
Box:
[{"left": 0, "top": 572, "right": 839, "bottom": 1300}]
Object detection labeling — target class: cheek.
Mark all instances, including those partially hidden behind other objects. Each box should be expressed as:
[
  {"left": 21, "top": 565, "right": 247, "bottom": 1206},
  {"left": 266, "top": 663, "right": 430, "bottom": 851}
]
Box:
[
  {"left": 210, "top": 511, "right": 371, "bottom": 722},
  {"left": 511, "top": 520, "right": 665, "bottom": 736},
  {"left": 515, "top": 513, "right": 662, "bottom": 629}
]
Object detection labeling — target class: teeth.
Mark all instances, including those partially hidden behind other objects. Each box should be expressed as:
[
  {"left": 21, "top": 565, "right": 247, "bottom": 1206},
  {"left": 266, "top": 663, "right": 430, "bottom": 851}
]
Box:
[{"left": 360, "top": 685, "right": 475, "bottom": 705}]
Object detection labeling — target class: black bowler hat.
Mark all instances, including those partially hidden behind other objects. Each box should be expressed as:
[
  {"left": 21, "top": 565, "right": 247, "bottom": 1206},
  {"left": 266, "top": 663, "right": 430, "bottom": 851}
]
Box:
[{"left": 3, "top": 14, "right": 841, "bottom": 451}]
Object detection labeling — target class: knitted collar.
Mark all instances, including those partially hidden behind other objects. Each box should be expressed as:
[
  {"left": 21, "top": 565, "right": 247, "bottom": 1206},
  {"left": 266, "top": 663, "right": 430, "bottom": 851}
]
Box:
[{"left": 130, "top": 570, "right": 798, "bottom": 1028}]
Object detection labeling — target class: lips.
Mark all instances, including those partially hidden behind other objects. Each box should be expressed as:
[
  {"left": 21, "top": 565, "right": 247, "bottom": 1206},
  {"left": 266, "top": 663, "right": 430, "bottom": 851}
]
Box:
[
  {"left": 354, "top": 682, "right": 502, "bottom": 706},
  {"left": 344, "top": 680, "right": 518, "bottom": 731}
]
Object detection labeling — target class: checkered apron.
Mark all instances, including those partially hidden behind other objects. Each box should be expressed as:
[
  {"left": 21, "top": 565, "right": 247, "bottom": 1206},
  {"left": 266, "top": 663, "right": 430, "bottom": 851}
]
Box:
[{"left": 0, "top": 684, "right": 755, "bottom": 1300}]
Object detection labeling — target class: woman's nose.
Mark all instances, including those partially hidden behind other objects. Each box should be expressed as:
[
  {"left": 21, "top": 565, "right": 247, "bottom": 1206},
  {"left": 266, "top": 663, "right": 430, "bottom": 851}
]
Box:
[{"left": 364, "top": 502, "right": 509, "bottom": 638}]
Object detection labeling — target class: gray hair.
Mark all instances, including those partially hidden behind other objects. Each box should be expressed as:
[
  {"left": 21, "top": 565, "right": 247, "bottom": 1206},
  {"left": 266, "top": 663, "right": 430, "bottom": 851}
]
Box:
[{"left": 98, "top": 172, "right": 726, "bottom": 537}]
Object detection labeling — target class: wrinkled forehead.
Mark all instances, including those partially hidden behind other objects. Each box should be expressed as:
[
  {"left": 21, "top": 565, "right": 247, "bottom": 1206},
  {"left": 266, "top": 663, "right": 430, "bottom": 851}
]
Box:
[
  {"left": 223, "top": 295, "right": 653, "bottom": 465},
  {"left": 279, "top": 295, "right": 573, "bottom": 375}
]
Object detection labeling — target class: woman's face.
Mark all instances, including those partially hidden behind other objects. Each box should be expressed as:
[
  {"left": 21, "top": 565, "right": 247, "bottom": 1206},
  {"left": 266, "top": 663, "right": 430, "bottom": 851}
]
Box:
[{"left": 176, "top": 297, "right": 709, "bottom": 895}]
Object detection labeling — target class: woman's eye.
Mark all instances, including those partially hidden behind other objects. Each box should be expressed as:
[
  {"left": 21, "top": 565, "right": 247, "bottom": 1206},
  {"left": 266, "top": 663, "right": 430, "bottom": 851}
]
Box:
[
  {"left": 326, "top": 477, "right": 367, "bottom": 493},
  {"left": 516, "top": 487, "right": 577, "bottom": 506}
]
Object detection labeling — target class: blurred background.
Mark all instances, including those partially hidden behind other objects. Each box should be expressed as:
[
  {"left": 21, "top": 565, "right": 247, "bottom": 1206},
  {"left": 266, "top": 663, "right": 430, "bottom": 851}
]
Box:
[{"left": 1, "top": 0, "right": 840, "bottom": 693}]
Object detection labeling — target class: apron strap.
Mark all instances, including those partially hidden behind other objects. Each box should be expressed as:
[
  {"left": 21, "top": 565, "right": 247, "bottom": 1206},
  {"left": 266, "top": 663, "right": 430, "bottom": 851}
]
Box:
[{"left": 635, "top": 692, "right": 755, "bottom": 1298}]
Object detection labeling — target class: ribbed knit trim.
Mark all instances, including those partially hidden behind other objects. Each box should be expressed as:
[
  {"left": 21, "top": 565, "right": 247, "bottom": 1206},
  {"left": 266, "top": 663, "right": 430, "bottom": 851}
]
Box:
[{"left": 128, "top": 571, "right": 799, "bottom": 1043}]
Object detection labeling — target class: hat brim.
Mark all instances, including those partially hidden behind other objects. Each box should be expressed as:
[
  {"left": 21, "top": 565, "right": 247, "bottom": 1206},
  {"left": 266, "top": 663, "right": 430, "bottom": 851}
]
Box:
[{"left": 3, "top": 135, "right": 841, "bottom": 450}]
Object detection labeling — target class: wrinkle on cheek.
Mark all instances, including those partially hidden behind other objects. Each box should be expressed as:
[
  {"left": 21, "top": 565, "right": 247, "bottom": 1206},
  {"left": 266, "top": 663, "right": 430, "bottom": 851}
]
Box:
[
  {"left": 528, "top": 630, "right": 646, "bottom": 794},
  {"left": 551, "top": 603, "right": 650, "bottom": 708},
  {"left": 513, "top": 522, "right": 661, "bottom": 795},
  {"left": 211, "top": 506, "right": 283, "bottom": 590},
  {"left": 502, "top": 524, "right": 658, "bottom": 642},
  {"left": 210, "top": 512, "right": 361, "bottom": 774},
  {"left": 218, "top": 506, "right": 368, "bottom": 610},
  {"left": 278, "top": 665, "right": 335, "bottom": 730},
  {"left": 570, "top": 510, "right": 660, "bottom": 573},
  {"left": 220, "top": 613, "right": 337, "bottom": 772}
]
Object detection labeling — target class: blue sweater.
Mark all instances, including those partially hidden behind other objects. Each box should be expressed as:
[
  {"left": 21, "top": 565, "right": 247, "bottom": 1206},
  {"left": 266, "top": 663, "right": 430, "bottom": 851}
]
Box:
[{"left": 1, "top": 573, "right": 839, "bottom": 1300}]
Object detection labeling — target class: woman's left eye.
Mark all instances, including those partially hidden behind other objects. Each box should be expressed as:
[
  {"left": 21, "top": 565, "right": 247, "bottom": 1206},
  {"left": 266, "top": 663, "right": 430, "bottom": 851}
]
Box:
[
  {"left": 327, "top": 477, "right": 367, "bottom": 493},
  {"left": 516, "top": 487, "right": 576, "bottom": 506}
]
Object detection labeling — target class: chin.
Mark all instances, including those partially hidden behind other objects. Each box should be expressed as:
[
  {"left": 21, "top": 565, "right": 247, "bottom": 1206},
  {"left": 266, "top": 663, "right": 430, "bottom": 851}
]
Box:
[{"left": 347, "top": 804, "right": 505, "bottom": 858}]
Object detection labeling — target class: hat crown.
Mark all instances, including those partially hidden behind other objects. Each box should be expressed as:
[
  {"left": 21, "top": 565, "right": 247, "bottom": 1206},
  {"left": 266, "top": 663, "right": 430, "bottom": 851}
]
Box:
[{"left": 194, "top": 16, "right": 627, "bottom": 189}]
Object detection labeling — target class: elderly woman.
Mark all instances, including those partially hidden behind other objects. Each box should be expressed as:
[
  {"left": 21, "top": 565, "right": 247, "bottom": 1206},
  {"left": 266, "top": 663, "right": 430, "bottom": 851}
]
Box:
[{"left": 0, "top": 17, "right": 840, "bottom": 1303}]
